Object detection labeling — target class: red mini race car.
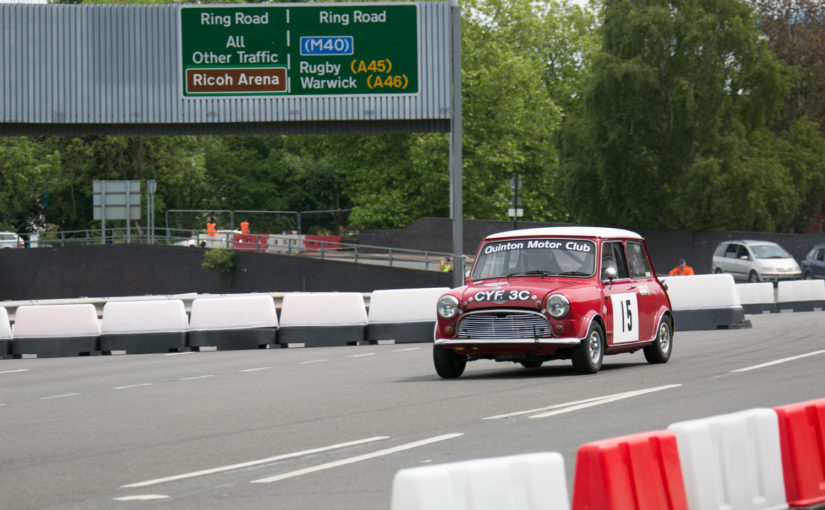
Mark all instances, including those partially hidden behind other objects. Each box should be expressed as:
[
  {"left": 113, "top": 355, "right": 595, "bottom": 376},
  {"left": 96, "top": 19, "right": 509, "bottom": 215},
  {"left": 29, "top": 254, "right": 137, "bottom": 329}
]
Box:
[{"left": 433, "top": 226, "right": 673, "bottom": 378}]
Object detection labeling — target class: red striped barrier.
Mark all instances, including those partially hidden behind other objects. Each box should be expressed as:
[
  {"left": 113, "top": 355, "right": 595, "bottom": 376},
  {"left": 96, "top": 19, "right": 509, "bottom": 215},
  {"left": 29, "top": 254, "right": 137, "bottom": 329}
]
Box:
[
  {"left": 774, "top": 397, "right": 825, "bottom": 508},
  {"left": 571, "top": 430, "right": 688, "bottom": 510}
]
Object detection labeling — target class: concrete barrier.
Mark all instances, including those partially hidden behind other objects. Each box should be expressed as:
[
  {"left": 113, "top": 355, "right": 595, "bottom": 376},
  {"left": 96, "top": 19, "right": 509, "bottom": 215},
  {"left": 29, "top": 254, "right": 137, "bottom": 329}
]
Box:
[
  {"left": 776, "top": 280, "right": 825, "bottom": 313},
  {"left": 278, "top": 292, "right": 367, "bottom": 347},
  {"left": 366, "top": 287, "right": 449, "bottom": 344},
  {"left": 0, "top": 306, "right": 11, "bottom": 357},
  {"left": 11, "top": 304, "right": 100, "bottom": 358},
  {"left": 774, "top": 398, "right": 825, "bottom": 508},
  {"left": 391, "top": 452, "right": 569, "bottom": 510},
  {"left": 100, "top": 299, "right": 188, "bottom": 354},
  {"left": 668, "top": 408, "right": 787, "bottom": 510},
  {"left": 661, "top": 274, "right": 748, "bottom": 330},
  {"left": 188, "top": 293, "right": 277, "bottom": 350},
  {"left": 571, "top": 430, "right": 688, "bottom": 510},
  {"left": 737, "top": 282, "right": 778, "bottom": 314}
]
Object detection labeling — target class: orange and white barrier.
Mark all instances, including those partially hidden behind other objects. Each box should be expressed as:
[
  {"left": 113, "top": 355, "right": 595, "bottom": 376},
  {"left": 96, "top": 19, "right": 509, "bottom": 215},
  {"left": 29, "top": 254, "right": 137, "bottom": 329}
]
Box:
[
  {"left": 774, "top": 398, "right": 825, "bottom": 508},
  {"left": 571, "top": 431, "right": 688, "bottom": 510},
  {"left": 390, "top": 397, "right": 825, "bottom": 510}
]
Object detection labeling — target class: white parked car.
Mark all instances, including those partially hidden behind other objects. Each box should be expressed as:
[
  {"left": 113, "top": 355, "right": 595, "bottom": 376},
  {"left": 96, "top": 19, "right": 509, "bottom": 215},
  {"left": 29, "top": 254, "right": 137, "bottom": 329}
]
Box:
[
  {"left": 712, "top": 240, "right": 801, "bottom": 283},
  {"left": 0, "top": 231, "right": 24, "bottom": 249}
]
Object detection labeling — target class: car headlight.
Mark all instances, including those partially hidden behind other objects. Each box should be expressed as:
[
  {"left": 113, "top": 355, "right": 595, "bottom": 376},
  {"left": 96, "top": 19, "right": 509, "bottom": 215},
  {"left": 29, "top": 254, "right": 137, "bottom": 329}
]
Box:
[
  {"left": 545, "top": 294, "right": 569, "bottom": 319},
  {"left": 437, "top": 295, "right": 460, "bottom": 319}
]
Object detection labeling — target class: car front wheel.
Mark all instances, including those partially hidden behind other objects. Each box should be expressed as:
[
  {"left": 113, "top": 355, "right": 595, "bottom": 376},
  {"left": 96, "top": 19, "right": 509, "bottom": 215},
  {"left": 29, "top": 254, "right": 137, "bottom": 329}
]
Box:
[
  {"left": 572, "top": 322, "right": 604, "bottom": 374},
  {"left": 433, "top": 345, "right": 466, "bottom": 379},
  {"left": 749, "top": 271, "right": 761, "bottom": 283},
  {"left": 644, "top": 316, "right": 673, "bottom": 364}
]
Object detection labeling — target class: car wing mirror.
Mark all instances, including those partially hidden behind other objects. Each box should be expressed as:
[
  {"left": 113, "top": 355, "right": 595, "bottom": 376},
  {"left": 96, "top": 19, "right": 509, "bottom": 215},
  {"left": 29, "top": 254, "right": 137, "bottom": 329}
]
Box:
[{"left": 603, "top": 266, "right": 618, "bottom": 281}]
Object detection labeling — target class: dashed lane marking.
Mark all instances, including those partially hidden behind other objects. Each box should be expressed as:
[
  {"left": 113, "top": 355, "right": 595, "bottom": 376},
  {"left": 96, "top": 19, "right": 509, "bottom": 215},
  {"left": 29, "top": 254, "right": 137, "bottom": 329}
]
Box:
[
  {"left": 250, "top": 433, "right": 464, "bottom": 484},
  {"left": 121, "top": 436, "right": 390, "bottom": 489},
  {"left": 730, "top": 350, "right": 825, "bottom": 373},
  {"left": 483, "top": 384, "right": 682, "bottom": 420}
]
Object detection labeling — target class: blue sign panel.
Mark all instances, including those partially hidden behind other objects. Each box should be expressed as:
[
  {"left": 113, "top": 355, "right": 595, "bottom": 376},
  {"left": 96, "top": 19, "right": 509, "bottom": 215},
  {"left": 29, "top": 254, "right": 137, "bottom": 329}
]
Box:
[{"left": 300, "top": 36, "right": 354, "bottom": 56}]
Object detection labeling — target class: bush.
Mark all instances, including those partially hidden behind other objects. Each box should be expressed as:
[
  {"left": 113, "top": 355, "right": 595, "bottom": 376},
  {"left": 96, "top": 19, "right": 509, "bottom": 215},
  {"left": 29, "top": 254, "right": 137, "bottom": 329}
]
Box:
[{"left": 201, "top": 248, "right": 235, "bottom": 284}]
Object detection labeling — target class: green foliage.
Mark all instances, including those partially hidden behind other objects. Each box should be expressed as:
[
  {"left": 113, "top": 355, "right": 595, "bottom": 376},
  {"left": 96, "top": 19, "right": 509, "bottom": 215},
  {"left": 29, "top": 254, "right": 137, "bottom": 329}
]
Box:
[
  {"left": 559, "top": 0, "right": 824, "bottom": 232},
  {"left": 6, "top": 0, "right": 825, "bottom": 235},
  {"left": 201, "top": 248, "right": 235, "bottom": 284}
]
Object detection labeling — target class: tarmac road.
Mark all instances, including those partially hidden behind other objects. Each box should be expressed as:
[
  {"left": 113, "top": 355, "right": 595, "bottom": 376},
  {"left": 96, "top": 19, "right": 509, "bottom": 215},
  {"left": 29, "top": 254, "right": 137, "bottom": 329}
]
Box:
[{"left": 0, "top": 311, "right": 823, "bottom": 510}]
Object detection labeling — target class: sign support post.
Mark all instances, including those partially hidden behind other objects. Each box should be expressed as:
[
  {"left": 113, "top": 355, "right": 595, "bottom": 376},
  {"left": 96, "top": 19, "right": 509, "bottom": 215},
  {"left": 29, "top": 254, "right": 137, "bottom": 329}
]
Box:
[{"left": 450, "top": 0, "right": 463, "bottom": 287}]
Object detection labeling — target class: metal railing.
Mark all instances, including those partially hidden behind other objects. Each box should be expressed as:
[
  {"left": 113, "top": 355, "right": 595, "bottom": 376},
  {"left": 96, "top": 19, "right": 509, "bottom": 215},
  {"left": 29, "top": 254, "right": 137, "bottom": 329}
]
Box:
[{"left": 28, "top": 228, "right": 470, "bottom": 273}]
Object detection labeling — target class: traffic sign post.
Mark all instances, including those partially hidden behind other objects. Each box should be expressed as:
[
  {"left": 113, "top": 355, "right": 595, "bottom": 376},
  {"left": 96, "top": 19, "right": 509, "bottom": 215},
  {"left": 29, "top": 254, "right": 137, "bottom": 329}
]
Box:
[{"left": 180, "top": 4, "right": 419, "bottom": 97}]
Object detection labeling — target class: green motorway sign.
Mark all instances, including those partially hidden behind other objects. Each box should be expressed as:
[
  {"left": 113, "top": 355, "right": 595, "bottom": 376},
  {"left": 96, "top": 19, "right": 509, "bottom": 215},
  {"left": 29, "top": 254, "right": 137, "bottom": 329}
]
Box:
[{"left": 180, "top": 4, "right": 419, "bottom": 97}]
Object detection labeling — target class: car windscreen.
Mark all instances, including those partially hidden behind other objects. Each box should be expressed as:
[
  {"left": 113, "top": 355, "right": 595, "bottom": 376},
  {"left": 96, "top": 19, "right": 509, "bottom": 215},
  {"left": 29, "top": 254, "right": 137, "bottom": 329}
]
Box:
[
  {"left": 751, "top": 244, "right": 792, "bottom": 259},
  {"left": 471, "top": 238, "right": 596, "bottom": 279}
]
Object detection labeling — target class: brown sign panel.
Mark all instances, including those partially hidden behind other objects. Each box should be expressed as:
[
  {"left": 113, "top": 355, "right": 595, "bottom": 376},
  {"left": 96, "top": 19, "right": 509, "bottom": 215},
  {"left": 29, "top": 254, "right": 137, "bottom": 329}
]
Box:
[{"left": 186, "top": 67, "right": 287, "bottom": 94}]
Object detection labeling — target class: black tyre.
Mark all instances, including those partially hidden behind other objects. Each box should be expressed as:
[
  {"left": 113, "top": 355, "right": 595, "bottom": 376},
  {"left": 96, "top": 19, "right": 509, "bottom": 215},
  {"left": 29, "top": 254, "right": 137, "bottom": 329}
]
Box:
[
  {"left": 713, "top": 267, "right": 722, "bottom": 274},
  {"left": 804, "top": 271, "right": 812, "bottom": 280},
  {"left": 644, "top": 316, "right": 673, "bottom": 364},
  {"left": 433, "top": 345, "right": 466, "bottom": 379},
  {"left": 572, "top": 322, "right": 604, "bottom": 374},
  {"left": 520, "top": 360, "right": 543, "bottom": 369},
  {"left": 748, "top": 270, "right": 761, "bottom": 283}
]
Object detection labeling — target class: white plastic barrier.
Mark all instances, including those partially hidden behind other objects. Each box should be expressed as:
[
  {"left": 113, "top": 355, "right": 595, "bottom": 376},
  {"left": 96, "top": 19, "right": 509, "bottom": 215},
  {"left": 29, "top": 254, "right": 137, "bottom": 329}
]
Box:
[
  {"left": 668, "top": 408, "right": 788, "bottom": 510},
  {"left": 736, "top": 282, "right": 777, "bottom": 314},
  {"left": 0, "top": 306, "right": 12, "bottom": 357},
  {"left": 11, "top": 304, "right": 101, "bottom": 357},
  {"left": 391, "top": 452, "right": 569, "bottom": 510},
  {"left": 100, "top": 299, "right": 188, "bottom": 354},
  {"left": 278, "top": 292, "right": 368, "bottom": 347},
  {"left": 776, "top": 279, "right": 825, "bottom": 312},
  {"left": 0, "top": 307, "right": 11, "bottom": 339},
  {"left": 188, "top": 293, "right": 278, "bottom": 350},
  {"left": 660, "top": 274, "right": 746, "bottom": 330},
  {"left": 366, "top": 287, "right": 449, "bottom": 344}
]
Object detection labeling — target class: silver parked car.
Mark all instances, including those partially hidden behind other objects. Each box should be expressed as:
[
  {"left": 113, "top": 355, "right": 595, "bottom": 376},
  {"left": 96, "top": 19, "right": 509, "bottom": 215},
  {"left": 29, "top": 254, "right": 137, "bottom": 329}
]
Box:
[
  {"left": 0, "top": 231, "right": 24, "bottom": 249},
  {"left": 712, "top": 240, "right": 801, "bottom": 283}
]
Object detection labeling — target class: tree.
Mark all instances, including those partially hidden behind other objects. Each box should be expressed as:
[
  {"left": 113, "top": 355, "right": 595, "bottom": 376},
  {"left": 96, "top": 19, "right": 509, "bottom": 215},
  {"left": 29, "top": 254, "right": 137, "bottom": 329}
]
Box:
[
  {"left": 343, "top": 0, "right": 597, "bottom": 229},
  {"left": 558, "top": 0, "right": 825, "bottom": 231},
  {"left": 0, "top": 138, "right": 61, "bottom": 231},
  {"left": 750, "top": 0, "right": 825, "bottom": 135}
]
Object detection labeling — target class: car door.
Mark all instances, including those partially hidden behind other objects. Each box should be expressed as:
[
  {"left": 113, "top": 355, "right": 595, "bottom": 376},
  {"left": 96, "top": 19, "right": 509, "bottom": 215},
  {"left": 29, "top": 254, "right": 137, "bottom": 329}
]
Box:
[
  {"left": 814, "top": 248, "right": 825, "bottom": 279},
  {"left": 625, "top": 240, "right": 659, "bottom": 342},
  {"left": 601, "top": 241, "right": 642, "bottom": 346}
]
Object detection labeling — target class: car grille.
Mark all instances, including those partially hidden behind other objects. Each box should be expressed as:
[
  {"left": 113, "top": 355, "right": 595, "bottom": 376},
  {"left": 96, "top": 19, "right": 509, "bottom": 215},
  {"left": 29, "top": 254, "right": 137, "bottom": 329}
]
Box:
[{"left": 457, "top": 311, "right": 551, "bottom": 340}]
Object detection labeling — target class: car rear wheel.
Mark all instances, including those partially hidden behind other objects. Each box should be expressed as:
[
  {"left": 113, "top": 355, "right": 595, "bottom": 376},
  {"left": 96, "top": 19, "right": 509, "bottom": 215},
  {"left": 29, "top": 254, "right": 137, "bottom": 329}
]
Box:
[
  {"left": 572, "top": 322, "right": 604, "bottom": 375},
  {"left": 713, "top": 267, "right": 722, "bottom": 274},
  {"left": 748, "top": 270, "right": 761, "bottom": 283},
  {"left": 433, "top": 345, "right": 466, "bottom": 379},
  {"left": 644, "top": 316, "right": 672, "bottom": 364}
]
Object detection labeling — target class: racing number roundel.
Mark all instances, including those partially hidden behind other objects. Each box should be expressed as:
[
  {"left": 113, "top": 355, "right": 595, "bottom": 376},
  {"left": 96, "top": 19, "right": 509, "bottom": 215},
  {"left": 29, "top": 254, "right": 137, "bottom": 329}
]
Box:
[{"left": 610, "top": 292, "right": 639, "bottom": 343}]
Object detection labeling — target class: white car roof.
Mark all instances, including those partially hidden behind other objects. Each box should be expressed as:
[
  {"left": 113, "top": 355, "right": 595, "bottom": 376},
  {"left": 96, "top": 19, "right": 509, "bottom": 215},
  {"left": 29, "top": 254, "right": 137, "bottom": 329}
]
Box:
[{"left": 484, "top": 226, "right": 643, "bottom": 241}]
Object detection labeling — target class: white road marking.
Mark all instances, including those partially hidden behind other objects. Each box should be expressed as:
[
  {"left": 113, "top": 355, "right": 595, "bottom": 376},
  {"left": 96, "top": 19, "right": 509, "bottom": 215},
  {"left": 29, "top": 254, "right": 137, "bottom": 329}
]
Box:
[
  {"left": 40, "top": 393, "right": 80, "bottom": 400},
  {"left": 113, "top": 383, "right": 151, "bottom": 390},
  {"left": 165, "top": 351, "right": 195, "bottom": 357},
  {"left": 121, "top": 436, "right": 390, "bottom": 489},
  {"left": 528, "top": 385, "right": 682, "bottom": 419},
  {"left": 393, "top": 347, "right": 421, "bottom": 352},
  {"left": 0, "top": 368, "right": 29, "bottom": 374},
  {"left": 239, "top": 367, "right": 271, "bottom": 373},
  {"left": 113, "top": 494, "right": 169, "bottom": 501},
  {"left": 347, "top": 353, "right": 376, "bottom": 358},
  {"left": 483, "top": 385, "right": 682, "bottom": 420},
  {"left": 178, "top": 375, "right": 213, "bottom": 381},
  {"left": 298, "top": 359, "right": 328, "bottom": 365},
  {"left": 730, "top": 350, "right": 825, "bottom": 373},
  {"left": 250, "top": 433, "right": 464, "bottom": 484}
]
